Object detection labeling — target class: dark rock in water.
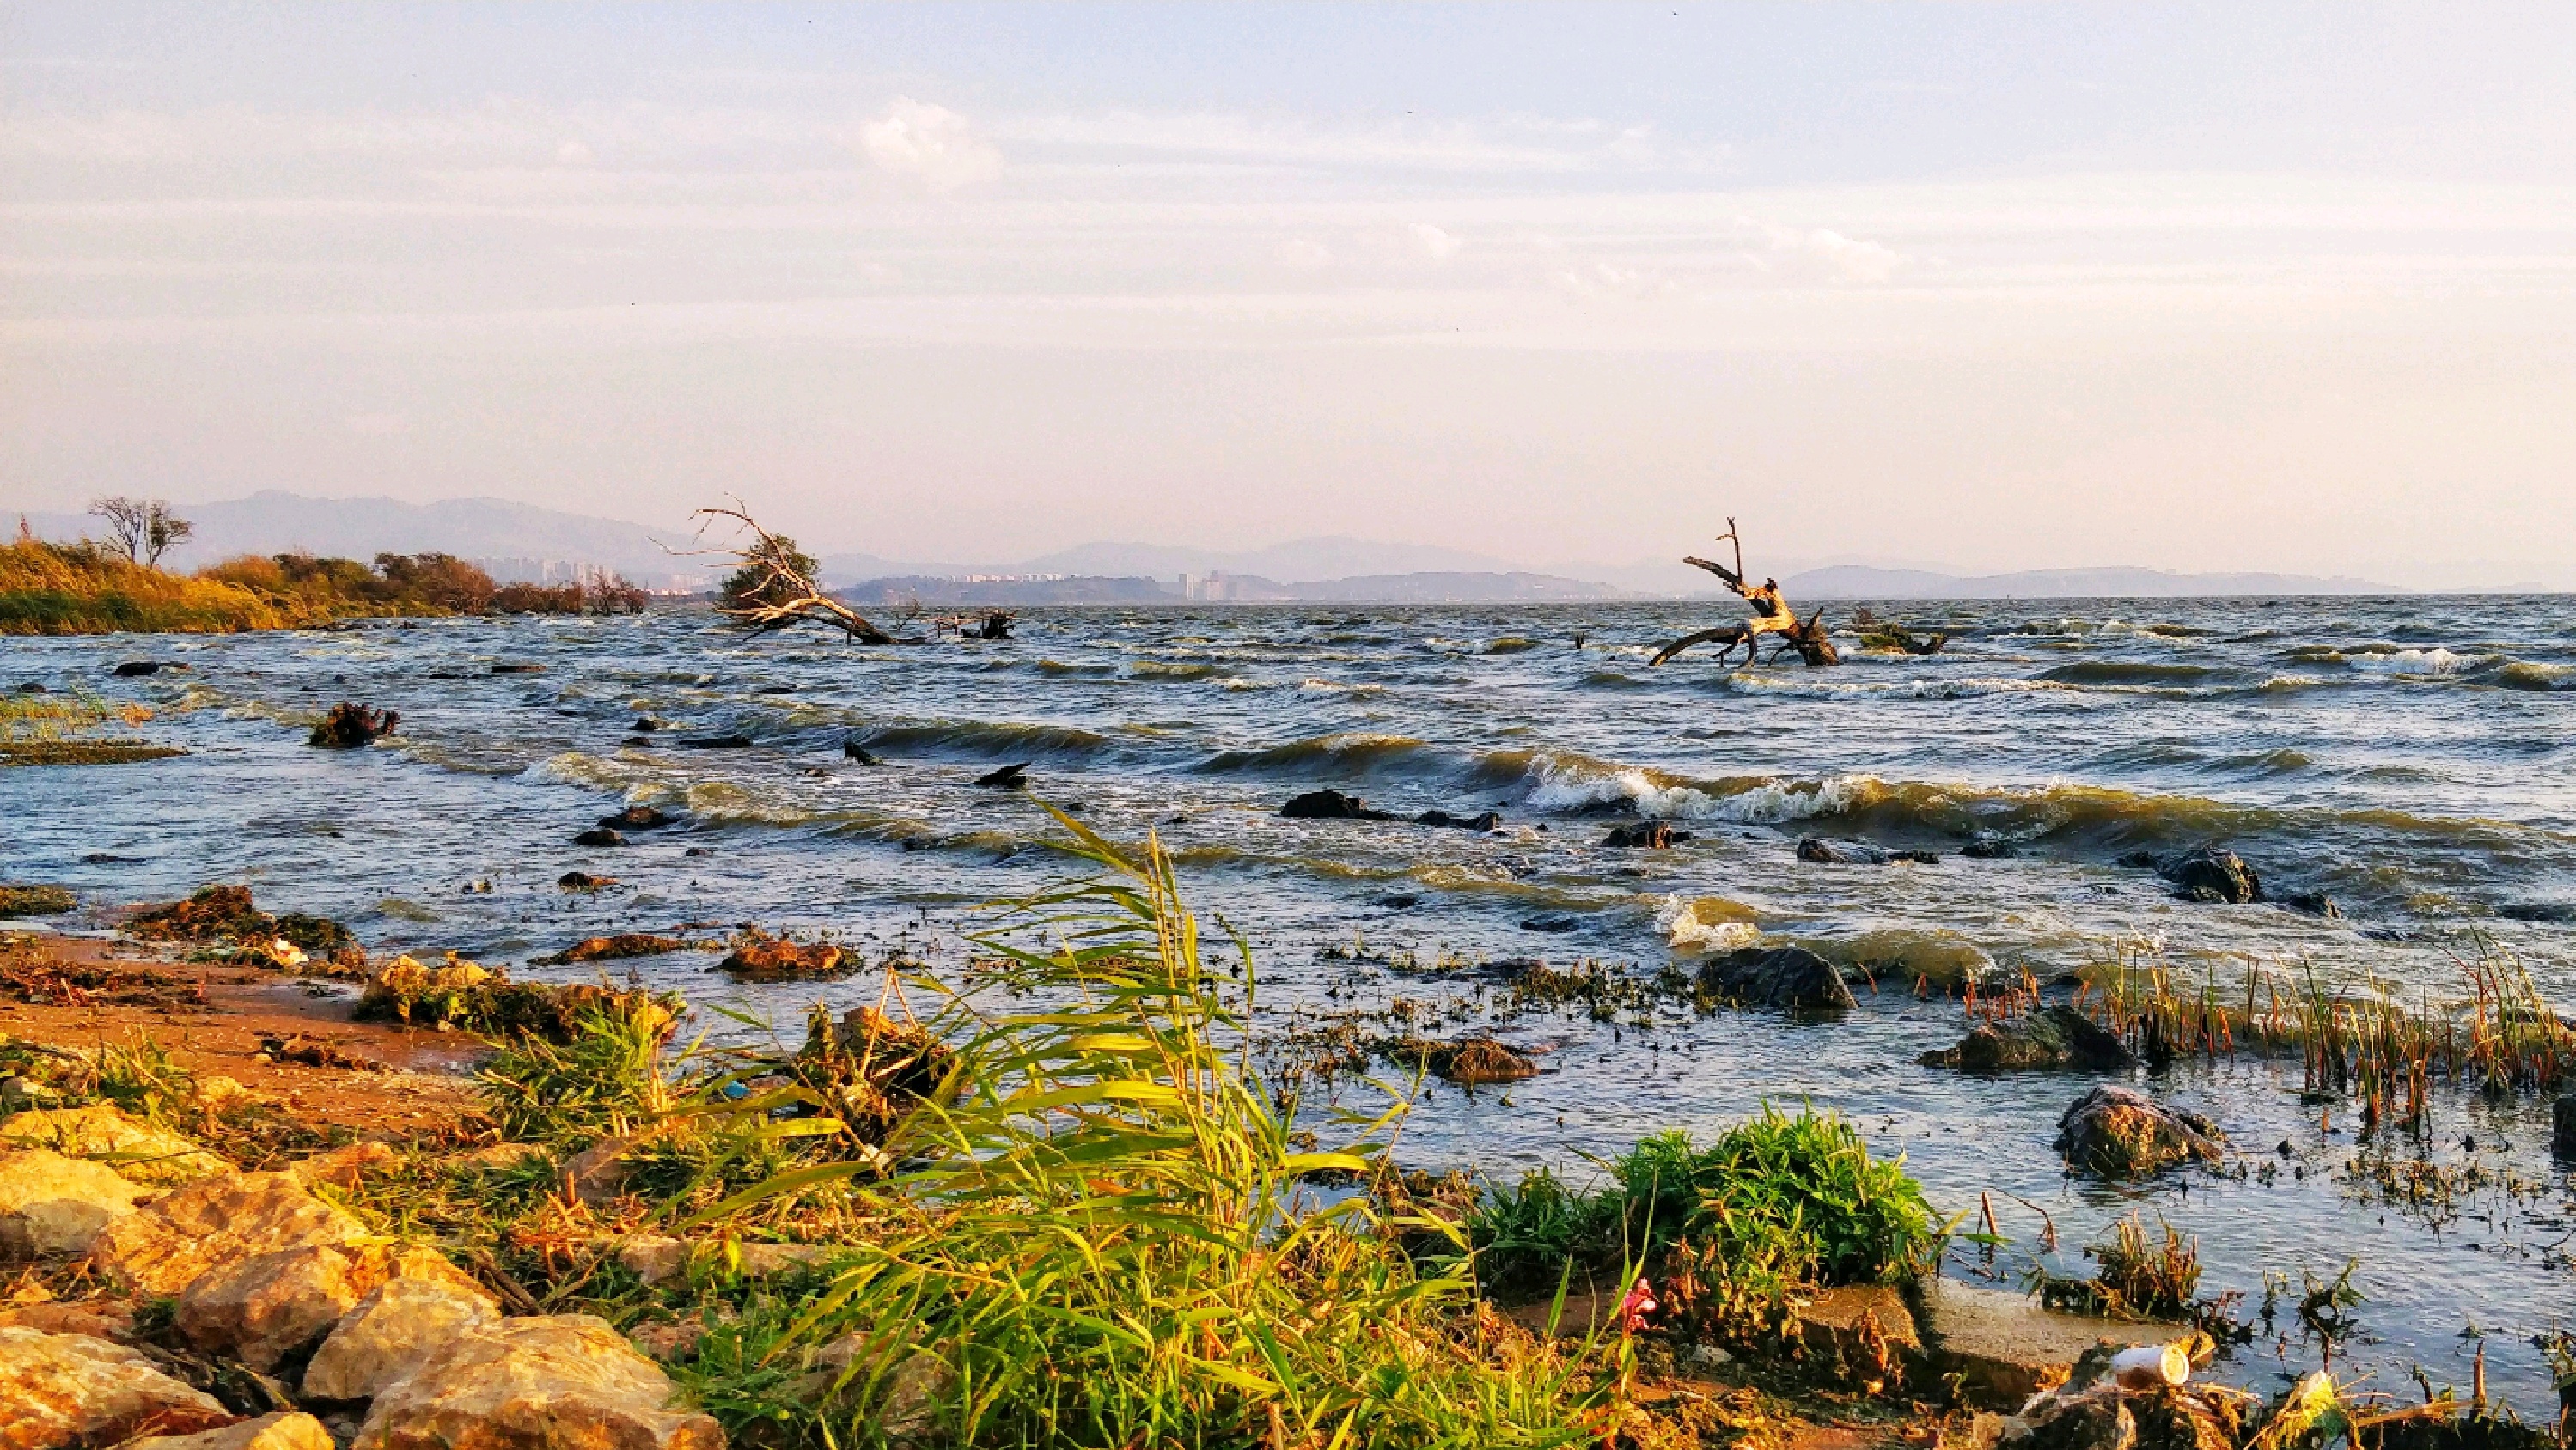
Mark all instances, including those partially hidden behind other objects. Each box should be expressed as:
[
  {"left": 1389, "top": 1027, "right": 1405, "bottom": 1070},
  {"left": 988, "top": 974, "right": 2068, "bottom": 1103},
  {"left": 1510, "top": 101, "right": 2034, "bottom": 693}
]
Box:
[
  {"left": 2554, "top": 1094, "right": 2576, "bottom": 1161},
  {"left": 1416, "top": 809, "right": 1500, "bottom": 832},
  {"left": 621, "top": 735, "right": 651, "bottom": 747},
  {"left": 718, "top": 931, "right": 852, "bottom": 981},
  {"left": 681, "top": 734, "right": 754, "bottom": 749},
  {"left": 490, "top": 662, "right": 545, "bottom": 674},
  {"left": 112, "top": 661, "right": 165, "bottom": 677},
  {"left": 1921, "top": 1005, "right": 2135, "bottom": 1071},
  {"left": 573, "top": 827, "right": 627, "bottom": 847},
  {"left": 2054, "top": 1085, "right": 2225, "bottom": 1174},
  {"left": 1383, "top": 1035, "right": 1539, "bottom": 1086},
  {"left": 16, "top": 682, "right": 46, "bottom": 693},
  {"left": 1602, "top": 821, "right": 1689, "bottom": 849},
  {"left": 2115, "top": 850, "right": 2163, "bottom": 870},
  {"left": 632, "top": 717, "right": 662, "bottom": 732},
  {"left": 2278, "top": 891, "right": 2339, "bottom": 918},
  {"left": 1961, "top": 832, "right": 2017, "bottom": 860},
  {"left": 1377, "top": 892, "right": 1421, "bottom": 910},
  {"left": 2500, "top": 901, "right": 2576, "bottom": 923},
  {"left": 2160, "top": 844, "right": 2260, "bottom": 903},
  {"left": 684, "top": 847, "right": 714, "bottom": 857},
  {"left": 1798, "top": 837, "right": 1938, "bottom": 865},
  {"left": 1519, "top": 913, "right": 1583, "bottom": 933},
  {"left": 844, "top": 735, "right": 880, "bottom": 765},
  {"left": 558, "top": 871, "right": 614, "bottom": 891},
  {"left": 974, "top": 762, "right": 1030, "bottom": 789},
  {"left": 755, "top": 684, "right": 794, "bottom": 694},
  {"left": 536, "top": 933, "right": 687, "bottom": 965},
  {"left": 308, "top": 701, "right": 399, "bottom": 748},
  {"left": 599, "top": 806, "right": 675, "bottom": 831},
  {"left": 1695, "top": 947, "right": 1857, "bottom": 1014},
  {"left": 82, "top": 852, "right": 143, "bottom": 864},
  {"left": 1280, "top": 789, "right": 1395, "bottom": 821}
]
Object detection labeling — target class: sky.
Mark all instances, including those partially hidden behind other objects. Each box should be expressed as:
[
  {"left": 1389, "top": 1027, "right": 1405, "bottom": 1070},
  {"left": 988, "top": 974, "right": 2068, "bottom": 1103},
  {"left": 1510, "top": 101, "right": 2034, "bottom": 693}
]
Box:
[{"left": 3, "top": 3, "right": 2573, "bottom": 588}]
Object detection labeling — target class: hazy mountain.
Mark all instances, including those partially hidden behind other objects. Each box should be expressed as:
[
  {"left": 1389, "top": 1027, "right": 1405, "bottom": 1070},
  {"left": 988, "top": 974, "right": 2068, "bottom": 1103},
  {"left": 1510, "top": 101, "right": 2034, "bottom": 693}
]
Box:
[
  {"left": 1784, "top": 564, "right": 2402, "bottom": 599},
  {"left": 1014, "top": 536, "right": 1522, "bottom": 583},
  {"left": 17, "top": 490, "right": 708, "bottom": 588},
  {"left": 1285, "top": 572, "right": 1624, "bottom": 603}
]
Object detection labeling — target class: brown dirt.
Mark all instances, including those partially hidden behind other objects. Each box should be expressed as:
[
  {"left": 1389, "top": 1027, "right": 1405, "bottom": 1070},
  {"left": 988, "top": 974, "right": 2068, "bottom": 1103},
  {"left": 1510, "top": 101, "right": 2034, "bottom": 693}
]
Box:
[{"left": 0, "top": 929, "right": 482, "bottom": 1136}]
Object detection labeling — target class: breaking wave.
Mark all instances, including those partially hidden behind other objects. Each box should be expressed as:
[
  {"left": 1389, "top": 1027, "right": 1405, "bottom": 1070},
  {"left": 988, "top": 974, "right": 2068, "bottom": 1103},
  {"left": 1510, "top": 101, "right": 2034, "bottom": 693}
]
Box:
[{"left": 1199, "top": 731, "right": 1440, "bottom": 778}]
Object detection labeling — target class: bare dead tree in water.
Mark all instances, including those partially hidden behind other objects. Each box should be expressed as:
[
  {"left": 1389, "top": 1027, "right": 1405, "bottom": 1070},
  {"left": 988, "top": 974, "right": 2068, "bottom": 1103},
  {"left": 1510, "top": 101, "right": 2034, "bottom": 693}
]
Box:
[
  {"left": 678, "top": 500, "right": 912, "bottom": 644},
  {"left": 1650, "top": 518, "right": 1839, "bottom": 667}
]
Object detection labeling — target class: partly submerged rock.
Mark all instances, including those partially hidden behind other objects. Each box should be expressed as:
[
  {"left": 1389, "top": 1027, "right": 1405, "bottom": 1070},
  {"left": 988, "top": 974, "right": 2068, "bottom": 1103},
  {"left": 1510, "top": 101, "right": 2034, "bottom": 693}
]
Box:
[
  {"left": 1415, "top": 808, "right": 1501, "bottom": 832},
  {"left": 597, "top": 806, "right": 675, "bottom": 831},
  {"left": 0, "top": 1327, "right": 235, "bottom": 1448},
  {"left": 122, "top": 1411, "right": 339, "bottom": 1450},
  {"left": 1694, "top": 947, "right": 1857, "bottom": 1014},
  {"left": 2277, "top": 891, "right": 2339, "bottom": 918},
  {"left": 0, "top": 1104, "right": 227, "bottom": 1185},
  {"left": 571, "top": 827, "right": 626, "bottom": 848},
  {"left": 87, "top": 1169, "right": 369, "bottom": 1297},
  {"left": 0, "top": 1149, "right": 149, "bottom": 1256},
  {"left": 303, "top": 1270, "right": 499, "bottom": 1403},
  {"left": 1602, "top": 821, "right": 1688, "bottom": 849},
  {"left": 1919, "top": 1278, "right": 2185, "bottom": 1408},
  {"left": 537, "top": 934, "right": 688, "bottom": 966},
  {"left": 1922, "top": 1006, "right": 2137, "bottom": 1071},
  {"left": 1961, "top": 832, "right": 2018, "bottom": 860},
  {"left": 1798, "top": 837, "right": 1939, "bottom": 866},
  {"left": 1382, "top": 1036, "right": 1539, "bottom": 1086},
  {"left": 972, "top": 762, "right": 1029, "bottom": 789},
  {"left": 308, "top": 703, "right": 398, "bottom": 749},
  {"left": 1806, "top": 929, "right": 1997, "bottom": 990},
  {"left": 2160, "top": 845, "right": 2261, "bottom": 904},
  {"left": 1279, "top": 789, "right": 1394, "bottom": 821},
  {"left": 2054, "top": 1086, "right": 2225, "bottom": 1175},
  {"left": 352, "top": 1314, "right": 723, "bottom": 1450},
  {"left": 716, "top": 932, "right": 850, "bottom": 982}
]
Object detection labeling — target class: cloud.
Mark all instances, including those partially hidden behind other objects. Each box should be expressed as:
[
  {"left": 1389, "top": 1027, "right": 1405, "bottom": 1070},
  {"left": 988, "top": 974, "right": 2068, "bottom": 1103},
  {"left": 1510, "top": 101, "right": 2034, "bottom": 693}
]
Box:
[
  {"left": 859, "top": 99, "right": 1002, "bottom": 192},
  {"left": 1274, "top": 239, "right": 1332, "bottom": 270},
  {"left": 1752, "top": 224, "right": 1904, "bottom": 284},
  {"left": 1408, "top": 222, "right": 1462, "bottom": 262},
  {"left": 554, "top": 139, "right": 594, "bottom": 167}
]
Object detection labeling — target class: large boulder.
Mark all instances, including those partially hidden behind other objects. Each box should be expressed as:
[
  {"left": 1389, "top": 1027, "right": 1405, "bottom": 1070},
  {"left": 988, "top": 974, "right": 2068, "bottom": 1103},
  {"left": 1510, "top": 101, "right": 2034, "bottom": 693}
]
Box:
[
  {"left": 87, "top": 1170, "right": 370, "bottom": 1297},
  {"left": 352, "top": 1314, "right": 723, "bottom": 1450},
  {"left": 303, "top": 1270, "right": 499, "bottom": 1403},
  {"left": 0, "top": 1106, "right": 227, "bottom": 1185},
  {"left": 0, "top": 1149, "right": 149, "bottom": 1257},
  {"left": 1694, "top": 947, "right": 1858, "bottom": 1014},
  {"left": 176, "top": 1244, "right": 389, "bottom": 1374},
  {"left": 2054, "top": 1087, "right": 2225, "bottom": 1175},
  {"left": 121, "top": 1412, "right": 339, "bottom": 1450},
  {"left": 1922, "top": 1006, "right": 2137, "bottom": 1071},
  {"left": 2159, "top": 846, "right": 2261, "bottom": 905},
  {"left": 1279, "top": 790, "right": 1394, "bottom": 822},
  {"left": 0, "top": 1326, "right": 235, "bottom": 1448}
]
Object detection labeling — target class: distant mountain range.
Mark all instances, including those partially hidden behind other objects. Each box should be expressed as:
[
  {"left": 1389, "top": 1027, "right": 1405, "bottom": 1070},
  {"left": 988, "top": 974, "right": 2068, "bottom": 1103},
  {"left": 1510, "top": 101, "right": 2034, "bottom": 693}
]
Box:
[
  {"left": 10, "top": 490, "right": 2439, "bottom": 601},
  {"left": 1782, "top": 564, "right": 2402, "bottom": 599}
]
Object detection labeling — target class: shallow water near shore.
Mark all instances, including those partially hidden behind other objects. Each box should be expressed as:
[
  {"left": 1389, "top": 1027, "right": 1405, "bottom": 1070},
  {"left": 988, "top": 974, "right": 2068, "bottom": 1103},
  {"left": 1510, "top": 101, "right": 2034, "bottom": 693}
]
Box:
[{"left": 4, "top": 594, "right": 2573, "bottom": 1410}]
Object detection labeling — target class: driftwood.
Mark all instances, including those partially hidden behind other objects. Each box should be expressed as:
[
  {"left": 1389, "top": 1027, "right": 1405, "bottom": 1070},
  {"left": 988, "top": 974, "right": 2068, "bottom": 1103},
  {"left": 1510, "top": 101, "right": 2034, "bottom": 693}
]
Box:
[
  {"left": 1651, "top": 519, "right": 1839, "bottom": 667},
  {"left": 680, "top": 501, "right": 913, "bottom": 644}
]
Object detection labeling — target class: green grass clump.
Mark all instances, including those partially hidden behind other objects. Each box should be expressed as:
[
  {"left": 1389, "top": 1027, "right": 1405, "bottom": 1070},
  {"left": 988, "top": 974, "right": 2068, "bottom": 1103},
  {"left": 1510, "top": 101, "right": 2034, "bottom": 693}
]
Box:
[
  {"left": 675, "top": 813, "right": 1609, "bottom": 1449},
  {"left": 1465, "top": 1107, "right": 1938, "bottom": 1343}
]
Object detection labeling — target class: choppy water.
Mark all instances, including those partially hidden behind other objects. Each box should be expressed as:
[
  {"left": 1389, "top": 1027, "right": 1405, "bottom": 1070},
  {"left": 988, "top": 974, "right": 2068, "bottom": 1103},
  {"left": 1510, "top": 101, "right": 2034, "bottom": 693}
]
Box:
[{"left": 4, "top": 594, "right": 2573, "bottom": 1410}]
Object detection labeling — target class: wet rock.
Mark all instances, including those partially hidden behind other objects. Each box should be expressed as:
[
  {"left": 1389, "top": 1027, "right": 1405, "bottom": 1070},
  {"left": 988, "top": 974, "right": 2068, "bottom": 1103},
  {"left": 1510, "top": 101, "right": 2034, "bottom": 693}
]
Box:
[
  {"left": 536, "top": 934, "right": 687, "bottom": 966},
  {"left": 2054, "top": 1086, "right": 2225, "bottom": 1175},
  {"left": 1518, "top": 913, "right": 1582, "bottom": 934},
  {"left": 1920, "top": 1278, "right": 2184, "bottom": 1409},
  {"left": 0, "top": 1104, "right": 228, "bottom": 1185},
  {"left": 2553, "top": 1093, "right": 2576, "bottom": 1161},
  {"left": 2159, "top": 845, "right": 2261, "bottom": 904},
  {"left": 0, "top": 1149, "right": 149, "bottom": 1256},
  {"left": 571, "top": 827, "right": 626, "bottom": 847},
  {"left": 1798, "top": 837, "right": 1939, "bottom": 865},
  {"left": 87, "top": 1169, "right": 369, "bottom": 1297},
  {"left": 1602, "top": 821, "right": 1688, "bottom": 849},
  {"left": 598, "top": 806, "right": 675, "bottom": 831},
  {"left": 1922, "top": 1006, "right": 2137, "bottom": 1071},
  {"left": 2277, "top": 891, "right": 2338, "bottom": 918},
  {"left": 302, "top": 1270, "right": 499, "bottom": 1403},
  {"left": 1694, "top": 947, "right": 1857, "bottom": 1014},
  {"left": 678, "top": 734, "right": 752, "bottom": 749},
  {"left": 842, "top": 736, "right": 879, "bottom": 765},
  {"left": 1279, "top": 790, "right": 1395, "bottom": 821},
  {"left": 716, "top": 932, "right": 849, "bottom": 982},
  {"left": 1383, "top": 1036, "right": 1539, "bottom": 1086},
  {"left": 0, "top": 1326, "right": 235, "bottom": 1447},
  {"left": 0, "top": 885, "right": 78, "bottom": 916},
  {"left": 556, "top": 872, "right": 614, "bottom": 892},
  {"left": 1376, "top": 891, "right": 1421, "bottom": 910},
  {"left": 1962, "top": 832, "right": 2017, "bottom": 860},
  {"left": 16, "top": 682, "right": 46, "bottom": 693},
  {"left": 972, "top": 762, "right": 1029, "bottom": 789},
  {"left": 489, "top": 663, "right": 544, "bottom": 675},
  {"left": 121, "top": 1410, "right": 338, "bottom": 1450},
  {"left": 111, "top": 661, "right": 168, "bottom": 678},
  {"left": 1416, "top": 808, "right": 1500, "bottom": 832},
  {"left": 308, "top": 703, "right": 398, "bottom": 749},
  {"left": 351, "top": 1313, "right": 723, "bottom": 1450},
  {"left": 631, "top": 717, "right": 662, "bottom": 733}
]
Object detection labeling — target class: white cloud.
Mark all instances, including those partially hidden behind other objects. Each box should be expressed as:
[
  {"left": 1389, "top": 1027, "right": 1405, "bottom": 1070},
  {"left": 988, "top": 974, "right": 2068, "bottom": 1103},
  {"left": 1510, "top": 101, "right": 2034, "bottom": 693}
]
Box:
[
  {"left": 554, "top": 139, "right": 594, "bottom": 167},
  {"left": 1748, "top": 224, "right": 1905, "bottom": 284},
  {"left": 858, "top": 99, "right": 1002, "bottom": 192},
  {"left": 1274, "top": 239, "right": 1332, "bottom": 270},
  {"left": 1408, "top": 222, "right": 1462, "bottom": 262}
]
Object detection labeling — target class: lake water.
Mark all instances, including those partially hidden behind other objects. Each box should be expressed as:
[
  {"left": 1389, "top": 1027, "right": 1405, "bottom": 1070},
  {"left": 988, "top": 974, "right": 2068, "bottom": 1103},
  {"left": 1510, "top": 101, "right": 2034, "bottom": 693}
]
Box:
[{"left": 4, "top": 593, "right": 2572, "bottom": 1410}]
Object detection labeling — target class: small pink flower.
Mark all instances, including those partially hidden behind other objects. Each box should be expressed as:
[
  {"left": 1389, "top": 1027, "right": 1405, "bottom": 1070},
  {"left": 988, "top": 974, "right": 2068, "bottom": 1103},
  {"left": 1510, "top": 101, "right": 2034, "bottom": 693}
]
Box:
[{"left": 1618, "top": 1276, "right": 1658, "bottom": 1334}]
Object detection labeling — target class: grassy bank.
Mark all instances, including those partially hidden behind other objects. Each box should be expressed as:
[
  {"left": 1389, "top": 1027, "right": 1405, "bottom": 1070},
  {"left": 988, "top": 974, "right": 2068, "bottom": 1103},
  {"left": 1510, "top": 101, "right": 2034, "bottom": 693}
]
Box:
[{"left": 0, "top": 539, "right": 648, "bottom": 635}]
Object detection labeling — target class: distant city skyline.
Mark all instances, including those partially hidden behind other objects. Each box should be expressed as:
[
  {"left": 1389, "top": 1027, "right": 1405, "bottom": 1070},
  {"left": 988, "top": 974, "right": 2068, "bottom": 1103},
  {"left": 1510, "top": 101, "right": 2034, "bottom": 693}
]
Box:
[{"left": 4, "top": 3, "right": 2573, "bottom": 589}]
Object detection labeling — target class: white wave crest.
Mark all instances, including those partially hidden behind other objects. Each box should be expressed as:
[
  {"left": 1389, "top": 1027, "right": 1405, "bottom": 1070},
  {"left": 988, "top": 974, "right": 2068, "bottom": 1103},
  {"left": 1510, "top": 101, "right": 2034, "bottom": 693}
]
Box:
[
  {"left": 1655, "top": 893, "right": 1761, "bottom": 953},
  {"left": 1523, "top": 753, "right": 1874, "bottom": 823}
]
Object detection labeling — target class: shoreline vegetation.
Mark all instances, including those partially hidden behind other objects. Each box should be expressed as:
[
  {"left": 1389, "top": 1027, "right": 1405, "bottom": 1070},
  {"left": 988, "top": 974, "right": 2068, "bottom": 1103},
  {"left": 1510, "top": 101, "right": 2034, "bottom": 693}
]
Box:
[
  {"left": 1, "top": 535, "right": 649, "bottom": 636},
  {"left": 2, "top": 829, "right": 2568, "bottom": 1448}
]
